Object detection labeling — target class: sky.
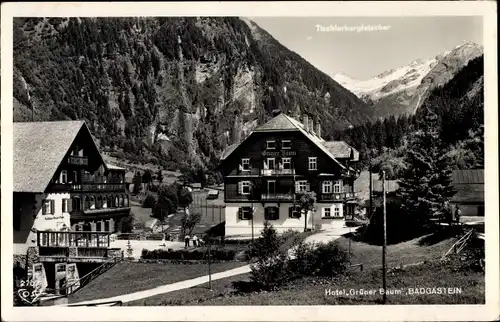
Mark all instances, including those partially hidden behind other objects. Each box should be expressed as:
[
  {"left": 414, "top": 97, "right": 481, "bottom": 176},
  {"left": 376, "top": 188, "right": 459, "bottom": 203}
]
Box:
[{"left": 250, "top": 16, "right": 483, "bottom": 80}]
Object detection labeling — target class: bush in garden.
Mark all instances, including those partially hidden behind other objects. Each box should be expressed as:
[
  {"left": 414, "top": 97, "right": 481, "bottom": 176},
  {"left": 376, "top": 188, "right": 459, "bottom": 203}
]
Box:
[
  {"left": 142, "top": 194, "right": 157, "bottom": 208},
  {"left": 249, "top": 251, "right": 292, "bottom": 291}
]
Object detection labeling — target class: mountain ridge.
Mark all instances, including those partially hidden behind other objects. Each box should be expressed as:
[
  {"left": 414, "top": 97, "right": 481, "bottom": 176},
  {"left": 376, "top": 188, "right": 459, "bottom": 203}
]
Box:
[
  {"left": 332, "top": 42, "right": 483, "bottom": 118},
  {"left": 13, "top": 17, "right": 374, "bottom": 173}
]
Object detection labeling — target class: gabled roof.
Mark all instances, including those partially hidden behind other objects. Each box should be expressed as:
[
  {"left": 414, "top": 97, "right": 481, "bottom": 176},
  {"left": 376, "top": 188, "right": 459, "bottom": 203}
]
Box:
[
  {"left": 219, "top": 113, "right": 360, "bottom": 169},
  {"left": 14, "top": 121, "right": 98, "bottom": 193},
  {"left": 322, "top": 141, "right": 359, "bottom": 161}
]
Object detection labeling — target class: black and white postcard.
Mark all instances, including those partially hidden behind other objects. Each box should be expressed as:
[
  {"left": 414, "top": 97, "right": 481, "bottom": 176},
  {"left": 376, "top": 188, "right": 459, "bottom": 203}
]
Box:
[{"left": 1, "top": 1, "right": 498, "bottom": 321}]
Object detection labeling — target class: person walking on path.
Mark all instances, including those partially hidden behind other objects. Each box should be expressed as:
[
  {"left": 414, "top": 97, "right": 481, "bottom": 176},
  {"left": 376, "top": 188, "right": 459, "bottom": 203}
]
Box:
[
  {"left": 184, "top": 234, "right": 191, "bottom": 248},
  {"left": 192, "top": 235, "right": 198, "bottom": 247}
]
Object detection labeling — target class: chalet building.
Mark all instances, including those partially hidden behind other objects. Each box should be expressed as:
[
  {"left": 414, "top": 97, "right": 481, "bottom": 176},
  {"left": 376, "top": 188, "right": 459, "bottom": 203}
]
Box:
[
  {"left": 450, "top": 169, "right": 484, "bottom": 216},
  {"left": 218, "top": 112, "right": 360, "bottom": 237},
  {"left": 13, "top": 121, "right": 129, "bottom": 293}
]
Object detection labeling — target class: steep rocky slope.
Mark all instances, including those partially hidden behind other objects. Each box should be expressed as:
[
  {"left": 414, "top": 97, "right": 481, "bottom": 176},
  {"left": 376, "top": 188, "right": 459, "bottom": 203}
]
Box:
[
  {"left": 333, "top": 42, "right": 483, "bottom": 118},
  {"left": 13, "top": 17, "right": 374, "bottom": 171}
]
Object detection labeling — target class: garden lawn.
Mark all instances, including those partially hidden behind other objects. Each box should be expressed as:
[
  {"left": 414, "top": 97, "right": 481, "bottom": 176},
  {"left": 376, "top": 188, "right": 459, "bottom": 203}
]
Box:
[
  {"left": 127, "top": 234, "right": 477, "bottom": 306},
  {"left": 129, "top": 257, "right": 484, "bottom": 305},
  {"left": 67, "top": 260, "right": 246, "bottom": 304},
  {"left": 336, "top": 233, "right": 458, "bottom": 269}
]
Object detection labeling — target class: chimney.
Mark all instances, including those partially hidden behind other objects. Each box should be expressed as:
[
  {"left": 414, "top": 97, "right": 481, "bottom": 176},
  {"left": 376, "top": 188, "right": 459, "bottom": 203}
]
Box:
[
  {"left": 316, "top": 120, "right": 321, "bottom": 138},
  {"left": 303, "top": 114, "right": 309, "bottom": 131},
  {"left": 310, "top": 118, "right": 316, "bottom": 135}
]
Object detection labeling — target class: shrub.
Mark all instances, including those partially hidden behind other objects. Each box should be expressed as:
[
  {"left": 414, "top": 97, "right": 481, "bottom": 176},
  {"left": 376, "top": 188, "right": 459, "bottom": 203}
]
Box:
[
  {"left": 253, "top": 221, "right": 281, "bottom": 259},
  {"left": 249, "top": 252, "right": 292, "bottom": 291},
  {"left": 140, "top": 247, "right": 236, "bottom": 261},
  {"left": 143, "top": 194, "right": 157, "bottom": 208},
  {"left": 309, "top": 241, "right": 349, "bottom": 276}
]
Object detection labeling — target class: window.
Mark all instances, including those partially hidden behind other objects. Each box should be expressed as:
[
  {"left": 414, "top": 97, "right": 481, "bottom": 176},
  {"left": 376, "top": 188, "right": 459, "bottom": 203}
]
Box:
[
  {"left": 267, "top": 180, "right": 276, "bottom": 194},
  {"left": 238, "top": 207, "right": 253, "bottom": 220},
  {"left": 60, "top": 170, "right": 68, "bottom": 184},
  {"left": 266, "top": 140, "right": 276, "bottom": 150},
  {"left": 296, "top": 180, "right": 308, "bottom": 192},
  {"left": 334, "top": 205, "right": 341, "bottom": 217},
  {"left": 322, "top": 181, "right": 333, "bottom": 194},
  {"left": 72, "top": 197, "right": 81, "bottom": 212},
  {"left": 308, "top": 157, "right": 317, "bottom": 170},
  {"left": 239, "top": 181, "right": 251, "bottom": 195},
  {"left": 323, "top": 207, "right": 331, "bottom": 218},
  {"left": 334, "top": 180, "right": 342, "bottom": 193},
  {"left": 282, "top": 140, "right": 291, "bottom": 149},
  {"left": 62, "top": 199, "right": 70, "bottom": 213},
  {"left": 267, "top": 158, "right": 276, "bottom": 170},
  {"left": 282, "top": 157, "right": 291, "bottom": 170},
  {"left": 265, "top": 207, "right": 279, "bottom": 220},
  {"left": 289, "top": 206, "right": 301, "bottom": 218},
  {"left": 241, "top": 158, "right": 250, "bottom": 171},
  {"left": 72, "top": 171, "right": 78, "bottom": 183},
  {"left": 42, "top": 200, "right": 54, "bottom": 215},
  {"left": 90, "top": 196, "right": 96, "bottom": 210}
]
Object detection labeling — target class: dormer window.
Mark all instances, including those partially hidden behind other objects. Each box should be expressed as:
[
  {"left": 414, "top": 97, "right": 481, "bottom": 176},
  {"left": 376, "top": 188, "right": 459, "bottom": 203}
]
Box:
[
  {"left": 282, "top": 140, "right": 291, "bottom": 149},
  {"left": 266, "top": 140, "right": 276, "bottom": 150},
  {"left": 241, "top": 158, "right": 250, "bottom": 171}
]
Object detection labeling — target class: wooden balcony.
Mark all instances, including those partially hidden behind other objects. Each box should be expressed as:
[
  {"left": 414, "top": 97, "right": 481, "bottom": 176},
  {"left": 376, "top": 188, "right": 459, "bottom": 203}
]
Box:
[
  {"left": 261, "top": 193, "right": 295, "bottom": 201},
  {"left": 37, "top": 231, "right": 122, "bottom": 262},
  {"left": 260, "top": 168, "right": 296, "bottom": 176},
  {"left": 318, "top": 192, "right": 358, "bottom": 202},
  {"left": 49, "top": 183, "right": 127, "bottom": 193},
  {"left": 37, "top": 231, "right": 111, "bottom": 248},
  {"left": 68, "top": 155, "right": 89, "bottom": 166}
]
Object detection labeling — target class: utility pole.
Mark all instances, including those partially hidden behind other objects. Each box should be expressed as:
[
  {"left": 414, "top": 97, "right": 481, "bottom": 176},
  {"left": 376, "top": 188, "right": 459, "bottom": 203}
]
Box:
[
  {"left": 207, "top": 238, "right": 212, "bottom": 290},
  {"left": 251, "top": 179, "right": 254, "bottom": 257},
  {"left": 382, "top": 170, "right": 387, "bottom": 304},
  {"left": 369, "top": 159, "right": 373, "bottom": 218}
]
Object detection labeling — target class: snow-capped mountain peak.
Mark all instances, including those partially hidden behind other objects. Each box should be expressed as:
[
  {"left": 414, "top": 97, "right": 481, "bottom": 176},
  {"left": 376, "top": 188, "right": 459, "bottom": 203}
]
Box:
[
  {"left": 333, "top": 56, "right": 438, "bottom": 101},
  {"left": 332, "top": 41, "right": 483, "bottom": 115}
]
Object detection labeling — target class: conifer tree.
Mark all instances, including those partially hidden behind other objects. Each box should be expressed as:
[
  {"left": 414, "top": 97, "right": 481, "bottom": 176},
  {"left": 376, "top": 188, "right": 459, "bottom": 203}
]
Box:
[{"left": 398, "top": 107, "right": 456, "bottom": 229}]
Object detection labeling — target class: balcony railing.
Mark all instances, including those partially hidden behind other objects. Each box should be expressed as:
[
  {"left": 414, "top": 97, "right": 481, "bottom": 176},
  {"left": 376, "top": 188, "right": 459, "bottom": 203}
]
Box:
[
  {"left": 71, "top": 183, "right": 126, "bottom": 192},
  {"left": 68, "top": 155, "right": 89, "bottom": 166},
  {"left": 37, "top": 231, "right": 111, "bottom": 248},
  {"left": 261, "top": 193, "right": 295, "bottom": 201},
  {"left": 260, "top": 168, "right": 296, "bottom": 176},
  {"left": 319, "top": 192, "right": 358, "bottom": 201}
]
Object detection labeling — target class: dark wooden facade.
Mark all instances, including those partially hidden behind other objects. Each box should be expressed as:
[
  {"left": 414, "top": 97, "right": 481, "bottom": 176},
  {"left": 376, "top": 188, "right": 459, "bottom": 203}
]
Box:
[
  {"left": 45, "top": 125, "right": 130, "bottom": 226},
  {"left": 221, "top": 131, "right": 357, "bottom": 205}
]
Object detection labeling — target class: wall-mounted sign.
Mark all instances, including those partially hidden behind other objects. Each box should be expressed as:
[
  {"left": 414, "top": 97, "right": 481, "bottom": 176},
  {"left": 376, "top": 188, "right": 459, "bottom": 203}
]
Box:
[
  {"left": 45, "top": 215, "right": 65, "bottom": 221},
  {"left": 262, "top": 150, "right": 297, "bottom": 157}
]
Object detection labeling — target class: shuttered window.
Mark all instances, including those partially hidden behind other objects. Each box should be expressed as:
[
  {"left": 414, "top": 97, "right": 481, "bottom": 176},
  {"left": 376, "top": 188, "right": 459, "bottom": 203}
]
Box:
[
  {"left": 238, "top": 181, "right": 251, "bottom": 195},
  {"left": 62, "top": 199, "right": 70, "bottom": 213},
  {"left": 264, "top": 207, "right": 279, "bottom": 220},
  {"left": 289, "top": 206, "right": 301, "bottom": 218},
  {"left": 241, "top": 158, "right": 250, "bottom": 171},
  {"left": 42, "top": 200, "right": 54, "bottom": 215},
  {"left": 322, "top": 207, "right": 332, "bottom": 218},
  {"left": 238, "top": 207, "right": 253, "bottom": 220}
]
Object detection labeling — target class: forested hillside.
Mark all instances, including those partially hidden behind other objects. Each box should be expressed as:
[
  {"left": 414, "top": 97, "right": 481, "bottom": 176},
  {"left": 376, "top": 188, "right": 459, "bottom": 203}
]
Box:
[
  {"left": 13, "top": 17, "right": 374, "bottom": 172},
  {"left": 333, "top": 55, "right": 484, "bottom": 177}
]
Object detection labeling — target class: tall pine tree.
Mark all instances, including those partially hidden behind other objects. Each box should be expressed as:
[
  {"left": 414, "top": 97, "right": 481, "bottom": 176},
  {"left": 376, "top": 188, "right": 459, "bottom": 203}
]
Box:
[{"left": 398, "top": 107, "right": 456, "bottom": 229}]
